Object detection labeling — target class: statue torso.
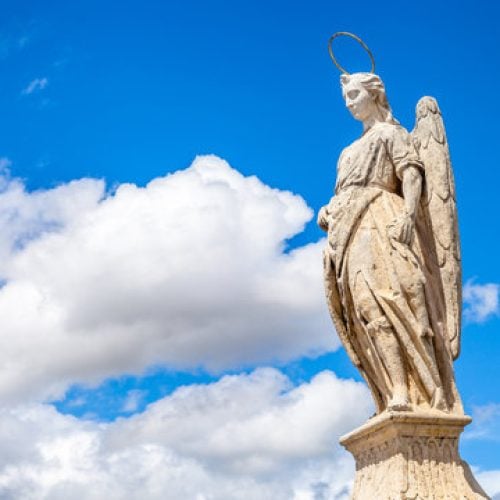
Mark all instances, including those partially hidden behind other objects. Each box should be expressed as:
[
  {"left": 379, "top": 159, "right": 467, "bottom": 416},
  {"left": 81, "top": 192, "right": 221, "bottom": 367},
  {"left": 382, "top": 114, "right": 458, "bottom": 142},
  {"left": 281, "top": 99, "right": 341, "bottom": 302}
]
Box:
[{"left": 335, "top": 122, "right": 410, "bottom": 196}]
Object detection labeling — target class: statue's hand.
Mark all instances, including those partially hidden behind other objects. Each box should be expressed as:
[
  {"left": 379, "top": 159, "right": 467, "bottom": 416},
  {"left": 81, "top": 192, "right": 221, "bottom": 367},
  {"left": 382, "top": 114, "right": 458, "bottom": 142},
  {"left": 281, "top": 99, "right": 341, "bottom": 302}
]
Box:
[
  {"left": 388, "top": 212, "right": 415, "bottom": 246},
  {"left": 317, "top": 206, "right": 329, "bottom": 232}
]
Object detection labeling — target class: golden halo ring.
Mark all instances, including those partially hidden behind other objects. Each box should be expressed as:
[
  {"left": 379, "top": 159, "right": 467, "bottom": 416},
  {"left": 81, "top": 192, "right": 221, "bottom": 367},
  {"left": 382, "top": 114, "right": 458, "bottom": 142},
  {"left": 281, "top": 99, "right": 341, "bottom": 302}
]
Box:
[{"left": 328, "top": 32, "right": 375, "bottom": 74}]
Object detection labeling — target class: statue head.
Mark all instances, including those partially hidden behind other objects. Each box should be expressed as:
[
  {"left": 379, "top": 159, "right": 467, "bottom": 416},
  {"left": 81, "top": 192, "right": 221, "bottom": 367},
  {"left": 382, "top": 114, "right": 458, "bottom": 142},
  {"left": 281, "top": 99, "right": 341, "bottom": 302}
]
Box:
[{"left": 340, "top": 72, "right": 396, "bottom": 124}]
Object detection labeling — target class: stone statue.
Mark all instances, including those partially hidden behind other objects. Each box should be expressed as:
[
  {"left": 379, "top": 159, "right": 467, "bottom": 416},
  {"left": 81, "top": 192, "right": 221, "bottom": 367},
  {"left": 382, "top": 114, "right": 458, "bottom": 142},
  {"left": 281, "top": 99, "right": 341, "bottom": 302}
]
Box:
[
  {"left": 318, "top": 70, "right": 463, "bottom": 416},
  {"left": 320, "top": 33, "right": 489, "bottom": 499}
]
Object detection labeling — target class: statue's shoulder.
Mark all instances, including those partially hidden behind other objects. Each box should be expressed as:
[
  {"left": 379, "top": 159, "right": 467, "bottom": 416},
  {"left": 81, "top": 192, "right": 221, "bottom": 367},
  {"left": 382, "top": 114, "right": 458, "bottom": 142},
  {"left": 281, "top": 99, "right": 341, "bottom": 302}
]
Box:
[
  {"left": 372, "top": 121, "right": 408, "bottom": 141},
  {"left": 380, "top": 123, "right": 415, "bottom": 152}
]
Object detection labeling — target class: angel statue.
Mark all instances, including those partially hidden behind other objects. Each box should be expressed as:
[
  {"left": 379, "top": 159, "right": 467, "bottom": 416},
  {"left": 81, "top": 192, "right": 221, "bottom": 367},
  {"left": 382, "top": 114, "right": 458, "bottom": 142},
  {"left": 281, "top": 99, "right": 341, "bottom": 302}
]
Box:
[{"left": 318, "top": 33, "right": 463, "bottom": 415}]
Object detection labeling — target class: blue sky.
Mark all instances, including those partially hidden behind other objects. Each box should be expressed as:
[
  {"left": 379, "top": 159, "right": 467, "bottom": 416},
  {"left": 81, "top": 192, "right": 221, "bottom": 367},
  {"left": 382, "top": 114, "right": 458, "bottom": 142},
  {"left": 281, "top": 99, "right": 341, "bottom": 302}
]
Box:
[{"left": 0, "top": 0, "right": 499, "bottom": 498}]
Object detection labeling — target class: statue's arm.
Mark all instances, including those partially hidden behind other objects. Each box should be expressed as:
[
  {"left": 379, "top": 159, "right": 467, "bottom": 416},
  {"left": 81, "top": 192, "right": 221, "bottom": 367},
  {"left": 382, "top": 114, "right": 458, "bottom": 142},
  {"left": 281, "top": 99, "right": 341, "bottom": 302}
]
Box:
[
  {"left": 392, "top": 165, "right": 422, "bottom": 245},
  {"left": 318, "top": 195, "right": 336, "bottom": 232},
  {"left": 318, "top": 205, "right": 329, "bottom": 231},
  {"left": 402, "top": 165, "right": 422, "bottom": 221}
]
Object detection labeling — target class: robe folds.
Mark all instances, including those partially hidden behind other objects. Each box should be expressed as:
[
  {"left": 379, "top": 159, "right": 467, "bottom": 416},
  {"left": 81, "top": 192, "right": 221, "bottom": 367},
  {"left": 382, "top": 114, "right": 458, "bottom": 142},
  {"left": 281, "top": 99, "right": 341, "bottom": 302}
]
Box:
[{"left": 320, "top": 121, "right": 462, "bottom": 414}]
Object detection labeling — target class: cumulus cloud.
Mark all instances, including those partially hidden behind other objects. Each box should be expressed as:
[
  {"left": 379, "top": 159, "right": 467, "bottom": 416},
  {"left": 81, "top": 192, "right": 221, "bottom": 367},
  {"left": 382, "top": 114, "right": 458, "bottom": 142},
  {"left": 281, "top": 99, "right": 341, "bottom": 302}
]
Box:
[
  {"left": 0, "top": 156, "right": 335, "bottom": 403},
  {"left": 122, "top": 390, "right": 146, "bottom": 414},
  {"left": 476, "top": 470, "right": 500, "bottom": 499},
  {"left": 0, "top": 157, "right": 12, "bottom": 171},
  {"left": 22, "top": 77, "right": 49, "bottom": 95},
  {"left": 0, "top": 369, "right": 372, "bottom": 500},
  {"left": 463, "top": 281, "right": 499, "bottom": 323}
]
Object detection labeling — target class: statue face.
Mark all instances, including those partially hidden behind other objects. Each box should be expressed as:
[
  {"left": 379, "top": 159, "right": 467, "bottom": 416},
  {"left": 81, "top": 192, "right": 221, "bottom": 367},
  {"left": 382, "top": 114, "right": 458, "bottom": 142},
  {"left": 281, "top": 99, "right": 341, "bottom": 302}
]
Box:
[{"left": 342, "top": 80, "right": 377, "bottom": 122}]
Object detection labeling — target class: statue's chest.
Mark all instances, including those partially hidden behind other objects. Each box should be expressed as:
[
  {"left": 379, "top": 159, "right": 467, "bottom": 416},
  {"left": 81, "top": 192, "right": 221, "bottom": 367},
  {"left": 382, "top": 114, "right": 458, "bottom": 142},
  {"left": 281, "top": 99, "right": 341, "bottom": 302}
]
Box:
[{"left": 338, "top": 136, "right": 388, "bottom": 185}]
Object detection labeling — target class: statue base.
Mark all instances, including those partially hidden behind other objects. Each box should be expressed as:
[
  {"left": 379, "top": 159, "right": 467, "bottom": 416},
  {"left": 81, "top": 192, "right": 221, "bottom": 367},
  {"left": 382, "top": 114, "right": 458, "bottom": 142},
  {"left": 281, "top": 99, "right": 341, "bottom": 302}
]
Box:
[{"left": 340, "top": 411, "right": 489, "bottom": 499}]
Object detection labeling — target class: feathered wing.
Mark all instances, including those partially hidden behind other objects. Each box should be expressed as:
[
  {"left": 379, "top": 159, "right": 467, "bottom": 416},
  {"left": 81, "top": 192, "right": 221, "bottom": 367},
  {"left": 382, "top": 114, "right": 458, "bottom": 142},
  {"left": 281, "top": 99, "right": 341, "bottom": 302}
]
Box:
[{"left": 411, "top": 96, "right": 462, "bottom": 359}]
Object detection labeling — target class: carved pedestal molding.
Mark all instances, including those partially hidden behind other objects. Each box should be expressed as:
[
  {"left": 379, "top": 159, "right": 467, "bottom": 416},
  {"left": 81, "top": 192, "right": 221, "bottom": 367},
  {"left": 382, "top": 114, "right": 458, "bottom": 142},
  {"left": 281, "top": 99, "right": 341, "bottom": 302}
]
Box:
[{"left": 340, "top": 412, "right": 489, "bottom": 500}]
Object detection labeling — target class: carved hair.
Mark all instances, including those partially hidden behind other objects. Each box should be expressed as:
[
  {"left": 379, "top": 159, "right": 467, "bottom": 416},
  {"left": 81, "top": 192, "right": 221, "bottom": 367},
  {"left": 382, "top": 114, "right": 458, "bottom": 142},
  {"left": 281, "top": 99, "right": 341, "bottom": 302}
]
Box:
[{"left": 340, "top": 72, "right": 398, "bottom": 124}]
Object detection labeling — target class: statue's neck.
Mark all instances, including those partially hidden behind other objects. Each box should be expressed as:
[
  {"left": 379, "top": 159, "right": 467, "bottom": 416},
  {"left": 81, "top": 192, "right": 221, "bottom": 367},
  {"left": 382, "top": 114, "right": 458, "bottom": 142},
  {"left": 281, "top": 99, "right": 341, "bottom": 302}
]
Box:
[{"left": 362, "top": 115, "right": 384, "bottom": 133}]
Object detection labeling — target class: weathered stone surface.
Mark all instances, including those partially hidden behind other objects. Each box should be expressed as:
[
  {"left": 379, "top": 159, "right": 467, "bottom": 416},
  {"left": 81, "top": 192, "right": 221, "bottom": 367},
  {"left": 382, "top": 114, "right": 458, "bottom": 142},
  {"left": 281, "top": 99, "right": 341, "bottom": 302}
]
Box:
[
  {"left": 318, "top": 72, "right": 488, "bottom": 498},
  {"left": 319, "top": 73, "right": 462, "bottom": 415},
  {"left": 341, "top": 412, "right": 488, "bottom": 500}
]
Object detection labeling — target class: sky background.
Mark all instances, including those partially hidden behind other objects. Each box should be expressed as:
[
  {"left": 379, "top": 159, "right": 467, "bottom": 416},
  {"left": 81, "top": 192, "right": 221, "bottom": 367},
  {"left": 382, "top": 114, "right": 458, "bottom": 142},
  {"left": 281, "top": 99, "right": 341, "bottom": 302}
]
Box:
[{"left": 0, "top": 0, "right": 499, "bottom": 498}]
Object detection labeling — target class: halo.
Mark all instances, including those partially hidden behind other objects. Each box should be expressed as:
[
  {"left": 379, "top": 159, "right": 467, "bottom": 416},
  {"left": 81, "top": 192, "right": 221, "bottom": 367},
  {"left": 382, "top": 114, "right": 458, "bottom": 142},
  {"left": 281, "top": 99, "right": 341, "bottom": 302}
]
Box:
[{"left": 328, "top": 32, "right": 376, "bottom": 74}]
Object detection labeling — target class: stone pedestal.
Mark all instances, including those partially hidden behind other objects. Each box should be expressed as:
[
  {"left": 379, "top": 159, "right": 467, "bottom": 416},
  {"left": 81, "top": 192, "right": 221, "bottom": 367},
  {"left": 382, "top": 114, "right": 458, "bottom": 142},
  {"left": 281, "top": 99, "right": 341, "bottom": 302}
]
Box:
[{"left": 340, "top": 411, "right": 489, "bottom": 500}]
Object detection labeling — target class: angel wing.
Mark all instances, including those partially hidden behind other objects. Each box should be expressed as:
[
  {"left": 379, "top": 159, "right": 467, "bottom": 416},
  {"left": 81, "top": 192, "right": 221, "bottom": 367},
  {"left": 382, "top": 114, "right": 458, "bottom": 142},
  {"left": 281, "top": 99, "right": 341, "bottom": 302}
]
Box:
[{"left": 411, "top": 96, "right": 462, "bottom": 360}]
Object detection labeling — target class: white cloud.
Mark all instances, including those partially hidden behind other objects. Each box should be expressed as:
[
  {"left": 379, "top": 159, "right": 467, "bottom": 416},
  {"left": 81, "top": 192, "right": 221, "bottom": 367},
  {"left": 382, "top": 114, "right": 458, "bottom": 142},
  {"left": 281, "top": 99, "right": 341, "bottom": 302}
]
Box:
[
  {"left": 0, "top": 369, "right": 372, "bottom": 500},
  {"left": 0, "top": 33, "right": 31, "bottom": 59},
  {"left": 476, "top": 470, "right": 500, "bottom": 499},
  {"left": 0, "top": 157, "right": 12, "bottom": 171},
  {"left": 22, "top": 77, "right": 49, "bottom": 95},
  {"left": 0, "top": 156, "right": 335, "bottom": 403},
  {"left": 464, "top": 403, "right": 500, "bottom": 441},
  {"left": 463, "top": 281, "right": 500, "bottom": 323},
  {"left": 122, "top": 390, "right": 146, "bottom": 414}
]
